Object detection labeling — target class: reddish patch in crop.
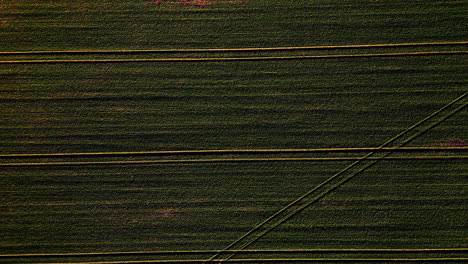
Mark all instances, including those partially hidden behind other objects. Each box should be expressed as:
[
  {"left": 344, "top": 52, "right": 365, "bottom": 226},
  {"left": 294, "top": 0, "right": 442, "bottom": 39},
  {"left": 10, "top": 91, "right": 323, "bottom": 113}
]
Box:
[
  {"left": 433, "top": 138, "right": 466, "bottom": 147},
  {"left": 152, "top": 0, "right": 247, "bottom": 8},
  {"left": 150, "top": 208, "right": 181, "bottom": 219}
]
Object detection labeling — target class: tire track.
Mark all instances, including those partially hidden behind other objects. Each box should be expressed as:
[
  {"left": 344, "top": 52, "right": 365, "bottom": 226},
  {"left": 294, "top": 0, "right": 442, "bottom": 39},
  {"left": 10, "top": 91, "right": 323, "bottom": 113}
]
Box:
[
  {"left": 1, "top": 51, "right": 466, "bottom": 64},
  {"left": 1, "top": 42, "right": 466, "bottom": 56}
]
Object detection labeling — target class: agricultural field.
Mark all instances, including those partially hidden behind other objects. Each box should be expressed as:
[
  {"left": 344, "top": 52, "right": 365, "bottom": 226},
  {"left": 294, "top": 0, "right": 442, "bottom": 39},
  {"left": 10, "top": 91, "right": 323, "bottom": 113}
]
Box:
[{"left": 0, "top": 0, "right": 467, "bottom": 263}]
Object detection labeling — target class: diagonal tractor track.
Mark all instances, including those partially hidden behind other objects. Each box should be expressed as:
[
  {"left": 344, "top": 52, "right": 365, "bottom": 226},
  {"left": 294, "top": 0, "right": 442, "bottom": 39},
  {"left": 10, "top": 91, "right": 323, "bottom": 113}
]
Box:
[{"left": 206, "top": 92, "right": 467, "bottom": 262}]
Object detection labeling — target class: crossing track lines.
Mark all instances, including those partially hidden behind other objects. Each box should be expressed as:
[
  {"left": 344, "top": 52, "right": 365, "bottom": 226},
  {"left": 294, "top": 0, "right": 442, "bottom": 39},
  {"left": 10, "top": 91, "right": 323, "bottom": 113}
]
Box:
[
  {"left": 2, "top": 42, "right": 466, "bottom": 262},
  {"left": 0, "top": 41, "right": 467, "bottom": 56},
  {"left": 0, "top": 51, "right": 467, "bottom": 64},
  {"left": 0, "top": 147, "right": 466, "bottom": 159},
  {"left": 206, "top": 93, "right": 468, "bottom": 262}
]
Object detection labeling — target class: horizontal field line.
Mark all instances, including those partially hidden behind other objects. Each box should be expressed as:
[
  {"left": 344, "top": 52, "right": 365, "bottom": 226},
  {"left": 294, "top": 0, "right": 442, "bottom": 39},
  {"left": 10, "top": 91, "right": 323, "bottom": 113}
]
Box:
[
  {"left": 14, "top": 258, "right": 468, "bottom": 263},
  {"left": 1, "top": 156, "right": 466, "bottom": 167},
  {"left": 1, "top": 51, "right": 466, "bottom": 64},
  {"left": 2, "top": 249, "right": 466, "bottom": 258},
  {"left": 1, "top": 147, "right": 465, "bottom": 159},
  {"left": 1, "top": 41, "right": 467, "bottom": 56}
]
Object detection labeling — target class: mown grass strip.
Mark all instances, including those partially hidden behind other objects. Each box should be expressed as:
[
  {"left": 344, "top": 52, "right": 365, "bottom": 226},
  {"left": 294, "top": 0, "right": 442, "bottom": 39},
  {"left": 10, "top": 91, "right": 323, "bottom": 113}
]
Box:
[
  {"left": 2, "top": 249, "right": 466, "bottom": 259},
  {"left": 1, "top": 51, "right": 466, "bottom": 64},
  {"left": 208, "top": 93, "right": 467, "bottom": 261},
  {"left": 1, "top": 156, "right": 467, "bottom": 168},
  {"left": 1, "top": 42, "right": 466, "bottom": 56},
  {"left": 1, "top": 147, "right": 465, "bottom": 159}
]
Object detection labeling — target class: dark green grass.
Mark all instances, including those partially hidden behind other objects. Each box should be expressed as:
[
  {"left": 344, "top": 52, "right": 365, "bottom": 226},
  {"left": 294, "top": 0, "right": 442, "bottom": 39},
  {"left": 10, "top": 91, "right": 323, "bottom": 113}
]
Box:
[
  {"left": 1, "top": 50, "right": 466, "bottom": 261},
  {"left": 0, "top": 0, "right": 466, "bottom": 51},
  {"left": 0, "top": 162, "right": 348, "bottom": 254},
  {"left": 1, "top": 160, "right": 466, "bottom": 261},
  {"left": 0, "top": 55, "right": 466, "bottom": 154},
  {"left": 0, "top": 0, "right": 467, "bottom": 261}
]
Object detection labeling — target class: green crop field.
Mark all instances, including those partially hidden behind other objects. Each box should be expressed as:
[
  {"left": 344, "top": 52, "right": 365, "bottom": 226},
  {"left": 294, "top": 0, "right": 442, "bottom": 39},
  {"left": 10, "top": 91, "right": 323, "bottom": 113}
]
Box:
[{"left": 0, "top": 0, "right": 467, "bottom": 263}]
